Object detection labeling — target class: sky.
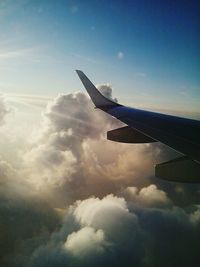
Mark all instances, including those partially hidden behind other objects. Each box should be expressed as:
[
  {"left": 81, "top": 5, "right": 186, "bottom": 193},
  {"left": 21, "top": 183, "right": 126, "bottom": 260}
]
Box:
[
  {"left": 0, "top": 0, "right": 199, "bottom": 113},
  {"left": 0, "top": 1, "right": 200, "bottom": 267}
]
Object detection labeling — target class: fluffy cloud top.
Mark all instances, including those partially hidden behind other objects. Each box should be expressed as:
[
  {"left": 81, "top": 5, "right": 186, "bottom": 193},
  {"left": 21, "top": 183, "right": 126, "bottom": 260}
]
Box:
[
  {"left": 0, "top": 87, "right": 199, "bottom": 267},
  {"left": 123, "top": 184, "right": 171, "bottom": 207},
  {"left": 28, "top": 191, "right": 200, "bottom": 267},
  {"left": 73, "top": 194, "right": 129, "bottom": 226},
  {"left": 23, "top": 87, "right": 163, "bottom": 206},
  {"left": 64, "top": 227, "right": 108, "bottom": 258}
]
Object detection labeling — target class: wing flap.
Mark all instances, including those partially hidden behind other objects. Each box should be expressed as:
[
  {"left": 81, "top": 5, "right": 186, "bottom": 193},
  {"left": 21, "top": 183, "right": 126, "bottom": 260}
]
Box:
[
  {"left": 155, "top": 156, "right": 200, "bottom": 183},
  {"left": 107, "top": 126, "right": 156, "bottom": 143}
]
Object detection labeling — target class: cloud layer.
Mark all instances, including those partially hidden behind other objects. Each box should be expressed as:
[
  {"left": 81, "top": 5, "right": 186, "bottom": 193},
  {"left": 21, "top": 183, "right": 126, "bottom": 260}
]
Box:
[
  {"left": 0, "top": 96, "right": 10, "bottom": 125},
  {"left": 23, "top": 87, "right": 163, "bottom": 206},
  {"left": 0, "top": 86, "right": 199, "bottom": 267},
  {"left": 28, "top": 189, "right": 200, "bottom": 267}
]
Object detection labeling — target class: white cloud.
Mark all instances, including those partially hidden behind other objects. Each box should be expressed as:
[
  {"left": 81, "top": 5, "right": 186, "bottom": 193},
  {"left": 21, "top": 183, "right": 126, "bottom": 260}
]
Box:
[
  {"left": 123, "top": 184, "right": 171, "bottom": 207},
  {"left": 28, "top": 191, "right": 200, "bottom": 267},
  {"left": 0, "top": 79, "right": 200, "bottom": 267},
  {"left": 73, "top": 194, "right": 130, "bottom": 227},
  {"left": 71, "top": 194, "right": 139, "bottom": 248},
  {"left": 64, "top": 227, "right": 108, "bottom": 257},
  {"left": 20, "top": 88, "right": 163, "bottom": 205},
  {"left": 139, "top": 184, "right": 169, "bottom": 203}
]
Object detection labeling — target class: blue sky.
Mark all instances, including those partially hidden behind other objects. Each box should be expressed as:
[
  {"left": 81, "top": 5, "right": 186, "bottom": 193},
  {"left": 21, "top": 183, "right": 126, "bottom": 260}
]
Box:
[{"left": 0, "top": 0, "right": 199, "bottom": 113}]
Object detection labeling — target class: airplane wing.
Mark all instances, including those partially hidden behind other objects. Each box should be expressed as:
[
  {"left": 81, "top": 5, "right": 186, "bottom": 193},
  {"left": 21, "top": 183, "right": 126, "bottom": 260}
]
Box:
[{"left": 76, "top": 70, "right": 200, "bottom": 183}]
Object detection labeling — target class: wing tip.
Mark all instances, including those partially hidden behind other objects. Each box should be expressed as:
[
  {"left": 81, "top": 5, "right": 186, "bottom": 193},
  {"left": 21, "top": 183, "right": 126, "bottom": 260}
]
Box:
[
  {"left": 75, "top": 70, "right": 121, "bottom": 109},
  {"left": 76, "top": 69, "right": 83, "bottom": 76}
]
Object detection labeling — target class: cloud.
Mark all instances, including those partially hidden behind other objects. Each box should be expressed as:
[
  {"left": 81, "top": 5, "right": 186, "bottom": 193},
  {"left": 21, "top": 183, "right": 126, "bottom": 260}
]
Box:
[
  {"left": 122, "top": 184, "right": 171, "bottom": 207},
  {"left": 22, "top": 87, "right": 162, "bottom": 206},
  {"left": 72, "top": 53, "right": 97, "bottom": 64},
  {"left": 0, "top": 84, "right": 199, "bottom": 267},
  {"left": 73, "top": 194, "right": 135, "bottom": 229},
  {"left": 0, "top": 192, "right": 60, "bottom": 267},
  {"left": 0, "top": 47, "right": 41, "bottom": 62},
  {"left": 64, "top": 227, "right": 108, "bottom": 258},
  {"left": 117, "top": 51, "right": 124, "bottom": 59},
  {"left": 28, "top": 194, "right": 141, "bottom": 267},
  {"left": 20, "top": 85, "right": 198, "bottom": 207},
  {"left": 70, "top": 4, "right": 79, "bottom": 14},
  {"left": 97, "top": 84, "right": 118, "bottom": 103},
  {"left": 0, "top": 49, "right": 25, "bottom": 59},
  {"left": 27, "top": 191, "right": 200, "bottom": 267},
  {"left": 179, "top": 91, "right": 188, "bottom": 96},
  {"left": 0, "top": 159, "right": 26, "bottom": 198},
  {"left": 0, "top": 96, "right": 10, "bottom": 125},
  {"left": 22, "top": 91, "right": 116, "bottom": 202},
  {"left": 5, "top": 93, "right": 52, "bottom": 108},
  {"left": 135, "top": 72, "right": 146, "bottom": 77}
]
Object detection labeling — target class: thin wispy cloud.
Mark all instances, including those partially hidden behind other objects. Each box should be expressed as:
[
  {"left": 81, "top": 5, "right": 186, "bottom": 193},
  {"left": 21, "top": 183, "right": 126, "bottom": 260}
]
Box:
[
  {"left": 179, "top": 91, "right": 187, "bottom": 96},
  {"left": 70, "top": 4, "right": 79, "bottom": 14},
  {"left": 0, "top": 0, "right": 27, "bottom": 19},
  {"left": 0, "top": 38, "right": 21, "bottom": 47},
  {"left": 0, "top": 46, "right": 40, "bottom": 60},
  {"left": 135, "top": 72, "right": 146, "bottom": 77},
  {"left": 0, "top": 50, "right": 26, "bottom": 59},
  {"left": 117, "top": 51, "right": 124, "bottom": 60},
  {"left": 4, "top": 93, "right": 53, "bottom": 109},
  {"left": 72, "top": 53, "right": 98, "bottom": 64}
]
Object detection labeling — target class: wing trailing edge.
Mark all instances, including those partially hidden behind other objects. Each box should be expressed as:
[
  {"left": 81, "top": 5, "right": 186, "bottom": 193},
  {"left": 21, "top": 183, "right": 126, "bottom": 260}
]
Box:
[
  {"left": 155, "top": 156, "right": 200, "bottom": 183},
  {"left": 107, "top": 126, "right": 156, "bottom": 143}
]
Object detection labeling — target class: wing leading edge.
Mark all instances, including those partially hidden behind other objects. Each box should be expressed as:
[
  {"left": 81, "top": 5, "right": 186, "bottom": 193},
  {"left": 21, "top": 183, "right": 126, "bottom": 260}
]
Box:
[{"left": 76, "top": 70, "right": 200, "bottom": 183}]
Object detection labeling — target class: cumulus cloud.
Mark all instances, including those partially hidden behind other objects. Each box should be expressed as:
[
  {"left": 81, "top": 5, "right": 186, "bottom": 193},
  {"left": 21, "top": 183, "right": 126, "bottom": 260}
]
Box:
[
  {"left": 73, "top": 194, "right": 134, "bottom": 227},
  {"left": 0, "top": 143, "right": 60, "bottom": 267},
  {"left": 22, "top": 86, "right": 162, "bottom": 206},
  {"left": 1, "top": 84, "right": 199, "bottom": 267},
  {"left": 0, "top": 159, "right": 22, "bottom": 197},
  {"left": 97, "top": 84, "right": 118, "bottom": 103},
  {"left": 19, "top": 85, "right": 198, "bottom": 208},
  {"left": 28, "top": 194, "right": 141, "bottom": 267},
  {"left": 64, "top": 227, "right": 108, "bottom": 258},
  {"left": 27, "top": 192, "right": 200, "bottom": 267},
  {"left": 22, "top": 90, "right": 118, "bottom": 204},
  {"left": 122, "top": 184, "right": 171, "bottom": 207}
]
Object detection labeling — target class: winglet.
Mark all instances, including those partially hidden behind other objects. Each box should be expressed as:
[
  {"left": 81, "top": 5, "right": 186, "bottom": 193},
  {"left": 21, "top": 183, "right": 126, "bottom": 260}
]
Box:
[{"left": 76, "top": 70, "right": 121, "bottom": 109}]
